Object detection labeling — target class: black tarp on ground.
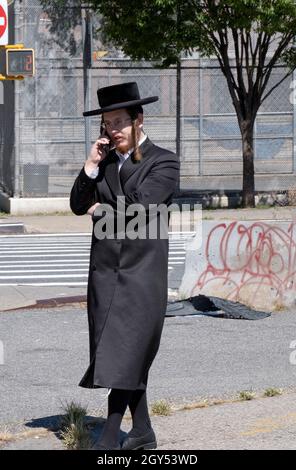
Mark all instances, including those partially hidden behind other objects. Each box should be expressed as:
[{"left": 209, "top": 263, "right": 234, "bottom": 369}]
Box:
[{"left": 166, "top": 294, "right": 271, "bottom": 320}]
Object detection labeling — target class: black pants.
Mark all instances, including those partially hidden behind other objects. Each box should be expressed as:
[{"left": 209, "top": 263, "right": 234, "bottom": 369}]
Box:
[{"left": 97, "top": 387, "right": 152, "bottom": 447}]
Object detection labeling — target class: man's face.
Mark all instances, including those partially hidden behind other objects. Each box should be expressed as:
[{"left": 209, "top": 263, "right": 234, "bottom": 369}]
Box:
[{"left": 103, "top": 108, "right": 143, "bottom": 154}]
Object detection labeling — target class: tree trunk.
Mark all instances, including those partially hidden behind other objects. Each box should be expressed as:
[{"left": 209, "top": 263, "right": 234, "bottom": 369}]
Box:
[{"left": 241, "top": 119, "right": 255, "bottom": 208}]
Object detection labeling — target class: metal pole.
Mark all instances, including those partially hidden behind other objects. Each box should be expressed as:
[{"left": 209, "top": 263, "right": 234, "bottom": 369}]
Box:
[
  {"left": 176, "top": 57, "right": 181, "bottom": 195},
  {"left": 176, "top": 0, "right": 181, "bottom": 195},
  {"left": 14, "top": 0, "right": 22, "bottom": 197},
  {"left": 293, "top": 68, "right": 296, "bottom": 175},
  {"left": 199, "top": 63, "right": 203, "bottom": 177},
  {"left": 82, "top": 8, "right": 92, "bottom": 159}
]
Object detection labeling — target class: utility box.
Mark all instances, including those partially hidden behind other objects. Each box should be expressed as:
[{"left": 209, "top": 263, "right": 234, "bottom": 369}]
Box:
[{"left": 23, "top": 163, "right": 49, "bottom": 195}]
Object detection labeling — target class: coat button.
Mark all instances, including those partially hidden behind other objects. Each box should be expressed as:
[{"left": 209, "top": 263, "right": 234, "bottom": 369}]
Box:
[
  {"left": 91, "top": 265, "right": 96, "bottom": 271},
  {"left": 114, "top": 267, "right": 118, "bottom": 273}
]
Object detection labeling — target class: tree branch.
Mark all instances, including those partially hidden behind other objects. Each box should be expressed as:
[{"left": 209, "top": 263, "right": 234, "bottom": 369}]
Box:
[
  {"left": 232, "top": 28, "right": 245, "bottom": 90},
  {"left": 260, "top": 70, "right": 293, "bottom": 105},
  {"left": 252, "top": 31, "right": 271, "bottom": 106},
  {"left": 259, "top": 34, "right": 294, "bottom": 97},
  {"left": 212, "top": 30, "right": 243, "bottom": 120}
]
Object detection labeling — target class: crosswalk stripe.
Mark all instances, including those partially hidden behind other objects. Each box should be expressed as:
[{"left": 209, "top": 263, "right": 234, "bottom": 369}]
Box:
[
  {"left": 0, "top": 282, "right": 89, "bottom": 286},
  {"left": 0, "top": 232, "right": 190, "bottom": 285},
  {"left": 0, "top": 269, "right": 89, "bottom": 273},
  {"left": 0, "top": 263, "right": 90, "bottom": 267},
  {"left": 0, "top": 274, "right": 89, "bottom": 279},
  {"left": 0, "top": 253, "right": 90, "bottom": 258}
]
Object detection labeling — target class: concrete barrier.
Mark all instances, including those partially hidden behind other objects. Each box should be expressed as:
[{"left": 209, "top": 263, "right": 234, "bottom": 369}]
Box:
[
  {"left": 179, "top": 220, "right": 296, "bottom": 311},
  {"left": 0, "top": 192, "right": 70, "bottom": 215}
]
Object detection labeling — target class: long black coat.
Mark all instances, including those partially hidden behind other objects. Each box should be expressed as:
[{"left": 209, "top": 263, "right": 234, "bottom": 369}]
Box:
[{"left": 70, "top": 137, "right": 179, "bottom": 390}]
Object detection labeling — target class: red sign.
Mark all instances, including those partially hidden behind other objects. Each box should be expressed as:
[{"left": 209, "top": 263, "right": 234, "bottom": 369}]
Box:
[
  {"left": 0, "top": 5, "right": 7, "bottom": 38},
  {"left": 0, "top": 2, "right": 8, "bottom": 45}
]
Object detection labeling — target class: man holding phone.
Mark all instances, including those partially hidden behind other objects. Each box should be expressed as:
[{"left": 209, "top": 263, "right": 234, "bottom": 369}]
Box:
[{"left": 70, "top": 82, "right": 179, "bottom": 450}]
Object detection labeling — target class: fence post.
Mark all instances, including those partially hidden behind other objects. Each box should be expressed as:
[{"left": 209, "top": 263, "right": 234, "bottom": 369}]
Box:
[
  {"left": 0, "top": 340, "right": 4, "bottom": 365},
  {"left": 199, "top": 63, "right": 203, "bottom": 177},
  {"left": 14, "top": 0, "right": 21, "bottom": 197},
  {"left": 82, "top": 8, "right": 92, "bottom": 160},
  {"left": 293, "top": 68, "right": 296, "bottom": 175},
  {"left": 176, "top": 58, "right": 181, "bottom": 195}
]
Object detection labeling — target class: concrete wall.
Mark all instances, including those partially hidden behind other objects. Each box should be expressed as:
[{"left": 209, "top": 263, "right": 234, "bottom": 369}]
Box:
[
  {"left": 180, "top": 220, "right": 296, "bottom": 311},
  {"left": 0, "top": 191, "right": 70, "bottom": 215}
]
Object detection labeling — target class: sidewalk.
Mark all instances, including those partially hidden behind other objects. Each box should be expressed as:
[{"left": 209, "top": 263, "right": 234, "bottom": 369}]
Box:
[
  {"left": 2, "top": 388, "right": 296, "bottom": 450},
  {"left": 1, "top": 300, "right": 296, "bottom": 450},
  {"left": 1, "top": 205, "right": 296, "bottom": 234},
  {"left": 1, "top": 207, "right": 296, "bottom": 452},
  {"left": 0, "top": 206, "right": 296, "bottom": 312}
]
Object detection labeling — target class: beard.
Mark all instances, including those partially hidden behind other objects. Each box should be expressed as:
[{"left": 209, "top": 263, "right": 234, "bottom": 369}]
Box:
[{"left": 115, "top": 140, "right": 130, "bottom": 154}]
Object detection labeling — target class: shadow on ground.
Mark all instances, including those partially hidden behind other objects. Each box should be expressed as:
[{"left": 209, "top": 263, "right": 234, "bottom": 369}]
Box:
[{"left": 24, "top": 415, "right": 128, "bottom": 449}]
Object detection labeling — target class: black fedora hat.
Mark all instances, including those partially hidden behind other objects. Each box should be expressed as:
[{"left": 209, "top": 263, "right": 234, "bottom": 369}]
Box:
[{"left": 83, "top": 82, "right": 158, "bottom": 117}]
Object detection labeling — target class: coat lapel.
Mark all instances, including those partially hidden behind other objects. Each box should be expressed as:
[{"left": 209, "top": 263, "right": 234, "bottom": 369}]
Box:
[{"left": 119, "top": 138, "right": 154, "bottom": 189}]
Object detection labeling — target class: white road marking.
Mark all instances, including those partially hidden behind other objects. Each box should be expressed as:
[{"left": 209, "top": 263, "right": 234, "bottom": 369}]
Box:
[
  {"left": 0, "top": 232, "right": 188, "bottom": 285},
  {"left": 0, "top": 232, "right": 91, "bottom": 238},
  {"left": 1, "top": 247, "right": 87, "bottom": 253},
  {"left": 0, "top": 282, "right": 88, "bottom": 286},
  {"left": 0, "top": 274, "right": 89, "bottom": 279},
  {"left": 0, "top": 263, "right": 89, "bottom": 267},
  {"left": 0, "top": 253, "right": 90, "bottom": 258},
  {"left": 0, "top": 269, "right": 88, "bottom": 273}
]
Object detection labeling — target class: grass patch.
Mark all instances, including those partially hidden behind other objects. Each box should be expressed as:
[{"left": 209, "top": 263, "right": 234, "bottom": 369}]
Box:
[
  {"left": 151, "top": 400, "right": 172, "bottom": 416},
  {"left": 254, "top": 204, "right": 272, "bottom": 209},
  {"left": 203, "top": 206, "right": 219, "bottom": 211},
  {"left": 25, "top": 211, "right": 74, "bottom": 216},
  {"left": 263, "top": 388, "right": 282, "bottom": 397},
  {"left": 182, "top": 399, "right": 209, "bottom": 410},
  {"left": 0, "top": 428, "right": 14, "bottom": 443},
  {"left": 272, "top": 302, "right": 287, "bottom": 312},
  {"left": 59, "top": 401, "right": 91, "bottom": 450},
  {"left": 238, "top": 390, "right": 255, "bottom": 401},
  {"left": 287, "top": 188, "right": 296, "bottom": 206}
]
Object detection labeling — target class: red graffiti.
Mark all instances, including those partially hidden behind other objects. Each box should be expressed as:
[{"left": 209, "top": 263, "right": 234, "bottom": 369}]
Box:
[{"left": 192, "top": 221, "right": 296, "bottom": 304}]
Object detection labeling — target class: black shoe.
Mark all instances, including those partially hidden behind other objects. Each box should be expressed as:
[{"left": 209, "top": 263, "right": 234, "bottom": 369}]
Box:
[{"left": 121, "top": 429, "right": 157, "bottom": 450}]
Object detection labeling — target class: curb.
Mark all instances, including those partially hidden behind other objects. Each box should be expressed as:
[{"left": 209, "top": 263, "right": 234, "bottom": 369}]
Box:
[
  {"left": 3, "top": 294, "right": 183, "bottom": 313},
  {"left": 0, "top": 222, "right": 25, "bottom": 234},
  {"left": 2, "top": 295, "right": 87, "bottom": 312},
  {"left": 1, "top": 288, "right": 181, "bottom": 312}
]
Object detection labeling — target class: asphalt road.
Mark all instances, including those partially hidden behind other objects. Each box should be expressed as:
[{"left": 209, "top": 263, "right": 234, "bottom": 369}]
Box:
[{"left": 1, "top": 303, "right": 296, "bottom": 431}]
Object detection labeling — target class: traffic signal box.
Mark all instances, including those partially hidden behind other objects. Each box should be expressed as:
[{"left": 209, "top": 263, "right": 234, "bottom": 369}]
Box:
[{"left": 0, "top": 44, "right": 35, "bottom": 80}]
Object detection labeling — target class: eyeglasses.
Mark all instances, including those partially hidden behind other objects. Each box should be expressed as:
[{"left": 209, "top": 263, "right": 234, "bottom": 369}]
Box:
[{"left": 103, "top": 118, "right": 132, "bottom": 131}]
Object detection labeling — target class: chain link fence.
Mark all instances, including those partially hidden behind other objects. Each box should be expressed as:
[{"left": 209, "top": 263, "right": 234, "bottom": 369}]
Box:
[{"left": 0, "top": 0, "right": 295, "bottom": 198}]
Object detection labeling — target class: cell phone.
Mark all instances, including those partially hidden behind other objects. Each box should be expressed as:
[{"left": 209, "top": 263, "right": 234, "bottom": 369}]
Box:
[{"left": 100, "top": 118, "right": 112, "bottom": 154}]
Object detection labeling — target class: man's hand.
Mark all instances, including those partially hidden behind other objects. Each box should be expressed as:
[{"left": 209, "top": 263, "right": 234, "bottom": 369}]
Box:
[
  {"left": 87, "top": 202, "right": 100, "bottom": 216},
  {"left": 84, "top": 135, "right": 110, "bottom": 175}
]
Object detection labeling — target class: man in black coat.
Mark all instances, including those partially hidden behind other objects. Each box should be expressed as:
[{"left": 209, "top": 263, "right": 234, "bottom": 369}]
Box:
[{"left": 70, "top": 82, "right": 179, "bottom": 450}]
